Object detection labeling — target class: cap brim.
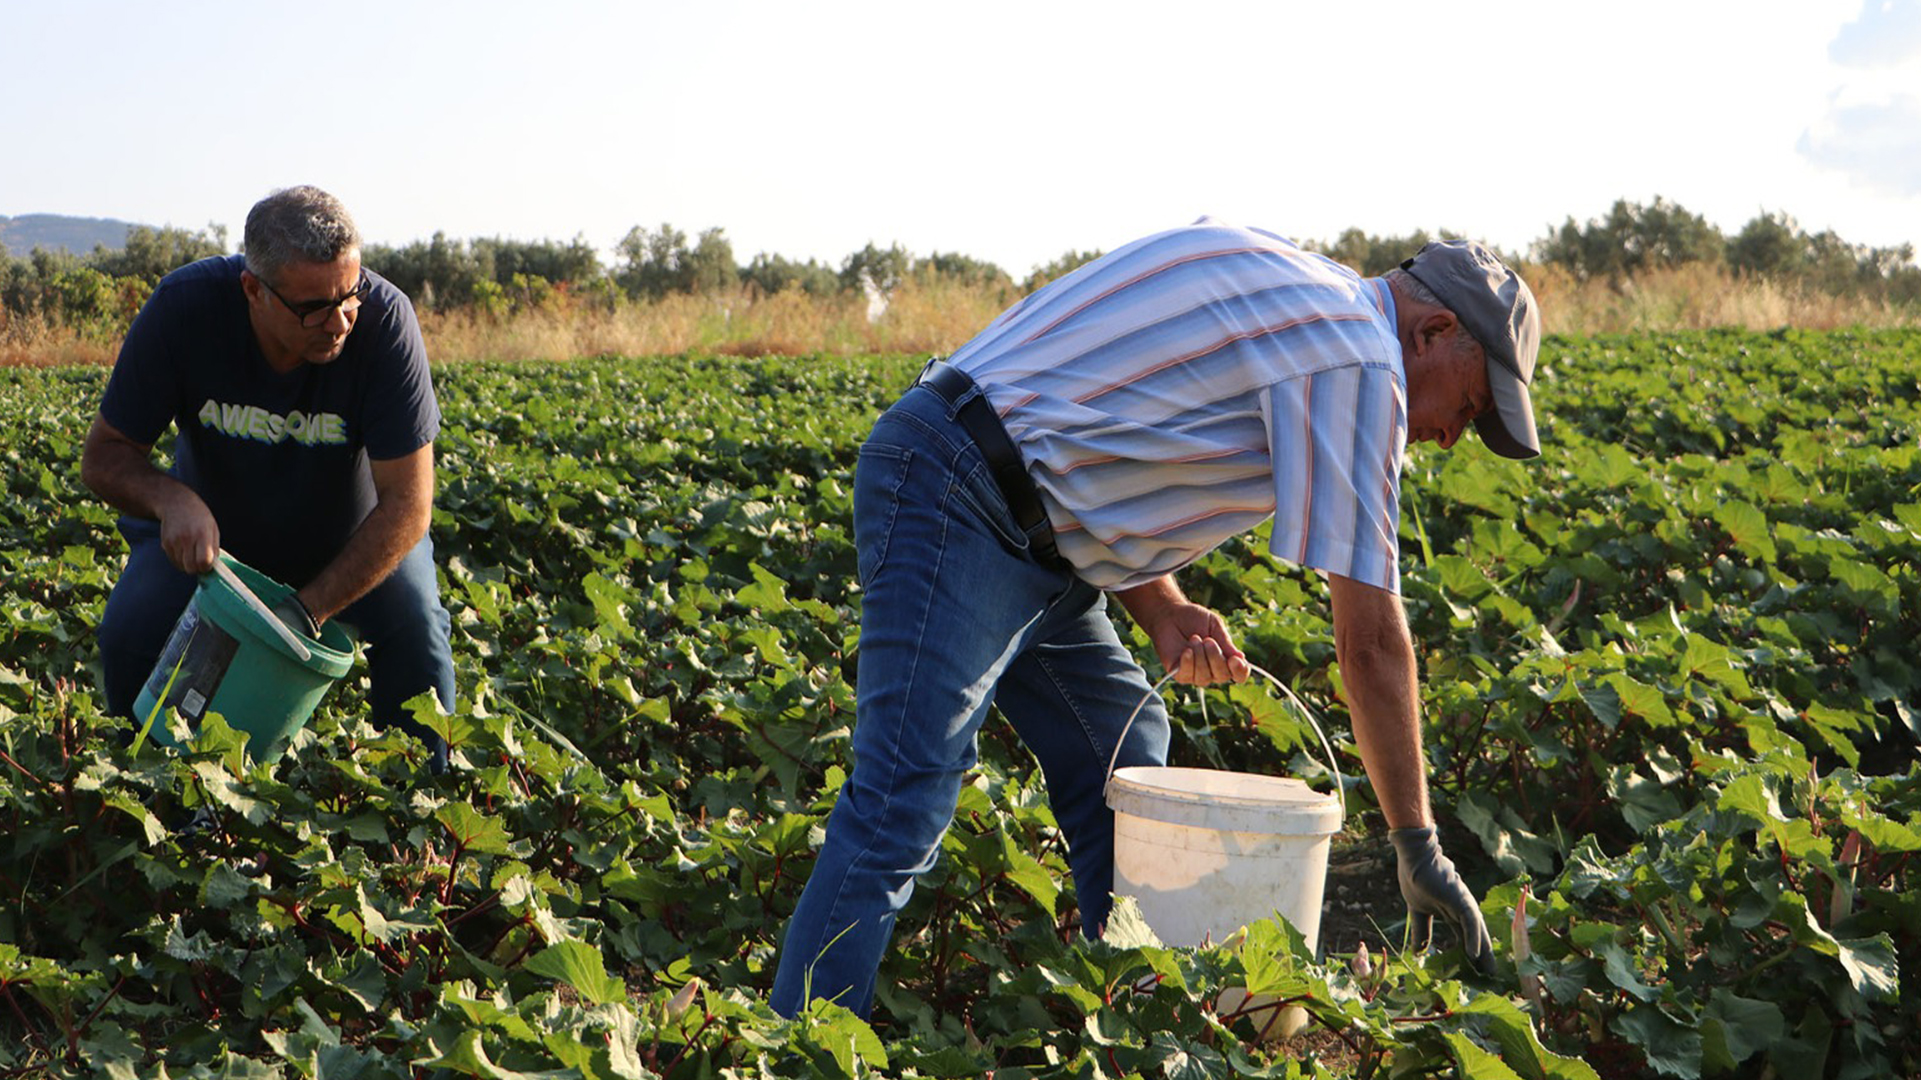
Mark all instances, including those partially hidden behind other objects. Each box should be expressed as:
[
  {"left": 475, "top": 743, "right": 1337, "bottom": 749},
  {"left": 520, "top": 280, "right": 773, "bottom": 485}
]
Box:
[{"left": 1474, "top": 361, "right": 1539, "bottom": 459}]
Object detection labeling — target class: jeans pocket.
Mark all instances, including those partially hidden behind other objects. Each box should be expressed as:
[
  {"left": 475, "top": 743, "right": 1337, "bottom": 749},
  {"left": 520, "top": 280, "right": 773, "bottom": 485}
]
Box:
[
  {"left": 954, "top": 458, "right": 1031, "bottom": 559},
  {"left": 852, "top": 443, "right": 915, "bottom": 587}
]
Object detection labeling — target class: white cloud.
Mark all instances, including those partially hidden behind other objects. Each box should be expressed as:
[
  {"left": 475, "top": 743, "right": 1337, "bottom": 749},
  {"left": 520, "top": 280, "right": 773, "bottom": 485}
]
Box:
[
  {"left": 1829, "top": 0, "right": 1921, "bottom": 66},
  {"left": 1802, "top": 3, "right": 1921, "bottom": 196},
  {"left": 1798, "top": 94, "right": 1921, "bottom": 195}
]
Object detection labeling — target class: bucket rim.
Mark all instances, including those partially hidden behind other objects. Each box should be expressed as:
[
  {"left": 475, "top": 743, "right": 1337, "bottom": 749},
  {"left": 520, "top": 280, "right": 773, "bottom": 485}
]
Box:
[
  {"left": 200, "top": 555, "right": 355, "bottom": 672},
  {"left": 1108, "top": 765, "right": 1344, "bottom": 836}
]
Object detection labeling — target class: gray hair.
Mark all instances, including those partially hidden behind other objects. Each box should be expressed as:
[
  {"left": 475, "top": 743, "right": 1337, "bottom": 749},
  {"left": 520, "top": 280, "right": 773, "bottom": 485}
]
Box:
[
  {"left": 1386, "top": 267, "right": 1484, "bottom": 361},
  {"left": 1385, "top": 266, "right": 1444, "bottom": 309},
  {"left": 243, "top": 186, "right": 361, "bottom": 283}
]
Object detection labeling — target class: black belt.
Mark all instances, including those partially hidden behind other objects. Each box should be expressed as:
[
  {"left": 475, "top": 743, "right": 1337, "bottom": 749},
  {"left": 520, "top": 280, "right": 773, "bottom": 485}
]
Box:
[{"left": 918, "top": 362, "right": 1068, "bottom": 571}]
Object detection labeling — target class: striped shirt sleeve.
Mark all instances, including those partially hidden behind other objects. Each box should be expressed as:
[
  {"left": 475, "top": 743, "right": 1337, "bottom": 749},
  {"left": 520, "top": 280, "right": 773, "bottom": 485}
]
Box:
[{"left": 1265, "top": 363, "right": 1406, "bottom": 593}]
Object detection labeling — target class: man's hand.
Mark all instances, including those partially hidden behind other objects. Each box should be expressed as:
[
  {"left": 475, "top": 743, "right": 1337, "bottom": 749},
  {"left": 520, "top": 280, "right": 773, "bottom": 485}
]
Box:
[
  {"left": 1150, "top": 603, "right": 1251, "bottom": 686},
  {"left": 1114, "top": 576, "right": 1250, "bottom": 686},
  {"left": 1390, "top": 826, "right": 1495, "bottom": 975},
  {"left": 272, "top": 593, "right": 321, "bottom": 639},
  {"left": 81, "top": 414, "right": 221, "bottom": 574},
  {"left": 158, "top": 492, "right": 220, "bottom": 575}
]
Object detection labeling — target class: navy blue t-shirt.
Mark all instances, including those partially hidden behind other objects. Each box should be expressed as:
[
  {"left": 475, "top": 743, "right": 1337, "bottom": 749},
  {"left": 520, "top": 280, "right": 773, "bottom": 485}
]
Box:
[{"left": 100, "top": 254, "right": 440, "bottom": 587}]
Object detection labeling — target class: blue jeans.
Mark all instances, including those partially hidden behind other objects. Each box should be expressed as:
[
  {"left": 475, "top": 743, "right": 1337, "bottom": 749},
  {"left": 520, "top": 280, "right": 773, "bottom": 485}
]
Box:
[
  {"left": 97, "top": 530, "right": 456, "bottom": 754},
  {"left": 770, "top": 383, "right": 1170, "bottom": 1018}
]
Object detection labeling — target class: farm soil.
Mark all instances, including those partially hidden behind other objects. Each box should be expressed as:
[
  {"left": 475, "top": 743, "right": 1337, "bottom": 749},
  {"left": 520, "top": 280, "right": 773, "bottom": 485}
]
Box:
[{"left": 1316, "top": 822, "right": 1410, "bottom": 958}]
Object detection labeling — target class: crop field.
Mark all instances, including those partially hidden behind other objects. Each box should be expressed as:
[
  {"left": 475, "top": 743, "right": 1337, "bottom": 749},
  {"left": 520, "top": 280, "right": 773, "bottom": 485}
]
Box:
[{"left": 1, "top": 330, "right": 1918, "bottom": 1078}]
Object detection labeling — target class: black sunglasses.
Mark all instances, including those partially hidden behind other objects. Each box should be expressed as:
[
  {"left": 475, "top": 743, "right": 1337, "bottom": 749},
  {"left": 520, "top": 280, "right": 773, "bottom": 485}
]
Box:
[{"left": 260, "top": 273, "right": 372, "bottom": 329}]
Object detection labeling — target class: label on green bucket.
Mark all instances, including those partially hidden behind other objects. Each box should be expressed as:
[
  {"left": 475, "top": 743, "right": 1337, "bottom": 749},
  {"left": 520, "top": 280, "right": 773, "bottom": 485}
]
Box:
[{"left": 144, "top": 602, "right": 240, "bottom": 721}]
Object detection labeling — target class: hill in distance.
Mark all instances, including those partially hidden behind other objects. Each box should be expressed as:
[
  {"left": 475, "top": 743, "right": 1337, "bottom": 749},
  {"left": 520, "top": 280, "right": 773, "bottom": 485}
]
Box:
[{"left": 0, "top": 213, "right": 137, "bottom": 257}]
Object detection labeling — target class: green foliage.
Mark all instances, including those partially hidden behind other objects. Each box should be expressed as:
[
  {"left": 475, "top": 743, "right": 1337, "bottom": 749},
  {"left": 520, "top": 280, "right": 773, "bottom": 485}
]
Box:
[
  {"left": 614, "top": 224, "right": 739, "bottom": 299},
  {"left": 1021, "top": 248, "right": 1104, "bottom": 293},
  {"left": 1305, "top": 227, "right": 1473, "bottom": 277},
  {"left": 364, "top": 233, "right": 607, "bottom": 312},
  {"left": 1536, "top": 196, "right": 1727, "bottom": 281},
  {"left": 87, "top": 223, "right": 228, "bottom": 281},
  {"left": 1728, "top": 211, "right": 1921, "bottom": 300},
  {"left": 838, "top": 242, "right": 912, "bottom": 296},
  {"left": 1535, "top": 196, "right": 1921, "bottom": 304},
  {"left": 742, "top": 252, "right": 840, "bottom": 297},
  {"left": 3, "top": 334, "right": 1921, "bottom": 1075},
  {"left": 912, "top": 251, "right": 1010, "bottom": 290}
]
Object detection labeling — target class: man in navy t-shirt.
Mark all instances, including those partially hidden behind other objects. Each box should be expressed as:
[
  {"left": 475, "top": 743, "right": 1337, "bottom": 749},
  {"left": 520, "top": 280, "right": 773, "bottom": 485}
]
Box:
[{"left": 81, "top": 185, "right": 454, "bottom": 760}]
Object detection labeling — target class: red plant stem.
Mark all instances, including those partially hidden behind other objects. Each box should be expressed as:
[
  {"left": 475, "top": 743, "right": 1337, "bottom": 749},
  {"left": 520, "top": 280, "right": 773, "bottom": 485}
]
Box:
[
  {"left": 661, "top": 1013, "right": 718, "bottom": 1078},
  {"left": 482, "top": 913, "right": 534, "bottom": 960},
  {"left": 0, "top": 750, "right": 52, "bottom": 792},
  {"left": 445, "top": 890, "right": 503, "bottom": 927},
  {"left": 73, "top": 974, "right": 128, "bottom": 1043},
  {"left": 0, "top": 984, "right": 48, "bottom": 1054},
  {"left": 440, "top": 840, "right": 469, "bottom": 906}
]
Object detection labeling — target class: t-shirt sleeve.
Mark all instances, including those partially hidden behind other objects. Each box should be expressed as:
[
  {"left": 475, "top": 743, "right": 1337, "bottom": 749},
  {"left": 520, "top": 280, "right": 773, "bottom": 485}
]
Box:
[
  {"left": 356, "top": 290, "right": 440, "bottom": 461},
  {"left": 1263, "top": 363, "right": 1406, "bottom": 594},
  {"left": 98, "top": 284, "right": 187, "bottom": 445}
]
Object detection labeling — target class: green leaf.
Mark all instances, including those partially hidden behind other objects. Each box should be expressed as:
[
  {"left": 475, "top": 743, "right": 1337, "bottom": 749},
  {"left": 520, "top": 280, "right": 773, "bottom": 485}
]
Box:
[
  {"left": 201, "top": 861, "right": 255, "bottom": 909},
  {"left": 1717, "top": 773, "right": 1785, "bottom": 828},
  {"left": 1440, "top": 1032, "right": 1526, "bottom": 1080},
  {"left": 1460, "top": 994, "right": 1603, "bottom": 1080},
  {"left": 1147, "top": 1032, "right": 1230, "bottom": 1080},
  {"left": 1605, "top": 673, "right": 1678, "bottom": 728},
  {"left": 1597, "top": 942, "right": 1659, "bottom": 1003},
  {"left": 524, "top": 941, "right": 626, "bottom": 1005},
  {"left": 1458, "top": 791, "right": 1561, "bottom": 875},
  {"left": 437, "top": 802, "right": 513, "bottom": 855},
  {"left": 1830, "top": 934, "right": 1899, "bottom": 1002},
  {"left": 797, "top": 999, "right": 890, "bottom": 1074},
  {"left": 1714, "top": 501, "right": 1776, "bottom": 564},
  {"left": 581, "top": 572, "right": 635, "bottom": 639},
  {"left": 736, "top": 562, "right": 795, "bottom": 613},
  {"left": 193, "top": 761, "right": 271, "bottom": 825},
  {"left": 998, "top": 829, "right": 1059, "bottom": 916},
  {"left": 1102, "top": 895, "right": 1166, "bottom": 951},
  {"left": 1613, "top": 1006, "right": 1703, "bottom": 1079},
  {"left": 1700, "top": 990, "right": 1784, "bottom": 1073},
  {"left": 1777, "top": 894, "right": 1900, "bottom": 1001},
  {"left": 420, "top": 1029, "right": 576, "bottom": 1079},
  {"left": 1606, "top": 766, "right": 1683, "bottom": 835},
  {"left": 1681, "top": 635, "right": 1752, "bottom": 696}
]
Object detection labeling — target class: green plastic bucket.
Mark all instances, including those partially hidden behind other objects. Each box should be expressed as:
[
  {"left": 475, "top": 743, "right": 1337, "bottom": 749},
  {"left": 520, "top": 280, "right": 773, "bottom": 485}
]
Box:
[{"left": 133, "top": 553, "right": 354, "bottom": 757}]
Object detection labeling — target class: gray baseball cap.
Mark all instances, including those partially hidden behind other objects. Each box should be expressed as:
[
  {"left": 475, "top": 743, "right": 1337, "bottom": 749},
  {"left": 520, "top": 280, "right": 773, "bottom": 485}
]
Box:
[{"left": 1401, "top": 240, "right": 1542, "bottom": 459}]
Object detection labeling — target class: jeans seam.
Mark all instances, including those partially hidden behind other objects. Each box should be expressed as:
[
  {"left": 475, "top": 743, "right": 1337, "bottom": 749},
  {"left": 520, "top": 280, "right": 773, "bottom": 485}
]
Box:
[
  {"left": 1031, "top": 648, "right": 1102, "bottom": 765},
  {"left": 811, "top": 455, "right": 957, "bottom": 967}
]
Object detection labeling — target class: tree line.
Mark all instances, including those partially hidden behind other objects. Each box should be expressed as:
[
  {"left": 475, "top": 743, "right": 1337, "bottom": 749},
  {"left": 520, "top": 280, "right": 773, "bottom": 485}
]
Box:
[{"left": 3, "top": 196, "right": 1916, "bottom": 340}]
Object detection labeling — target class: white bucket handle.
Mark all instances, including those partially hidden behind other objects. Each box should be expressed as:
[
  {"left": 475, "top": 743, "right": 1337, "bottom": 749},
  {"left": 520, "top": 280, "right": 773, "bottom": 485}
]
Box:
[{"left": 1103, "top": 664, "right": 1346, "bottom": 819}]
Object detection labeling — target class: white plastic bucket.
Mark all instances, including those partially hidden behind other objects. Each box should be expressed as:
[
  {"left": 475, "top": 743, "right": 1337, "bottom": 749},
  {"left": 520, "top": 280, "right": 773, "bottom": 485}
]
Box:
[
  {"left": 1103, "top": 668, "right": 1346, "bottom": 1038},
  {"left": 1107, "top": 766, "right": 1342, "bottom": 951}
]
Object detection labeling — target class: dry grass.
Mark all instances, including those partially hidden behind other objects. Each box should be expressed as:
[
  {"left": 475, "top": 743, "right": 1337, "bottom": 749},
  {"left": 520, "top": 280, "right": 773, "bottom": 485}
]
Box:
[
  {"left": 415, "top": 279, "right": 1019, "bottom": 364},
  {"left": 0, "top": 310, "right": 118, "bottom": 367},
  {"left": 1528, "top": 262, "right": 1921, "bottom": 335},
  {"left": 4, "top": 270, "right": 1915, "bottom": 369}
]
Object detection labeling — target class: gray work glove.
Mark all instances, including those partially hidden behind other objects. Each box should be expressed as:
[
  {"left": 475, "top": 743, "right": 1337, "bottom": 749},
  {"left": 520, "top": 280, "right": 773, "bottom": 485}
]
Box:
[
  {"left": 272, "top": 594, "right": 320, "bottom": 639},
  {"left": 1390, "top": 826, "right": 1495, "bottom": 976}
]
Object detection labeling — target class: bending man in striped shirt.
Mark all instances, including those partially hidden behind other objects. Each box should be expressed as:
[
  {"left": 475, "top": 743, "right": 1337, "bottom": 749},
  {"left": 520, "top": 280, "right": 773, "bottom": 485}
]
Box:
[{"left": 772, "top": 218, "right": 1540, "bottom": 1018}]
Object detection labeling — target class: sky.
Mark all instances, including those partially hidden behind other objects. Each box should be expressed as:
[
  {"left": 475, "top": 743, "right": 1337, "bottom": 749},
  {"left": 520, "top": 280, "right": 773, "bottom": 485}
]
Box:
[{"left": 4, "top": 0, "right": 1919, "bottom": 277}]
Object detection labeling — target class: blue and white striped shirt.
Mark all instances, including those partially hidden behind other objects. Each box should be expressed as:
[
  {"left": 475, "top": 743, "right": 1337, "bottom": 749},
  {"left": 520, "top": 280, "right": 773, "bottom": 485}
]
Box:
[{"left": 948, "top": 218, "right": 1407, "bottom": 593}]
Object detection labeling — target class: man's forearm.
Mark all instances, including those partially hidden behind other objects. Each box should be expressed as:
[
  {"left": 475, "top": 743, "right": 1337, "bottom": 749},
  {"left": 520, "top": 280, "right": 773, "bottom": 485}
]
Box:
[
  {"left": 1327, "top": 575, "right": 1434, "bottom": 830},
  {"left": 1338, "top": 635, "right": 1433, "bottom": 829},
  {"left": 296, "top": 498, "right": 428, "bottom": 622},
  {"left": 1114, "top": 575, "right": 1182, "bottom": 626},
  {"left": 80, "top": 417, "right": 189, "bottom": 521}
]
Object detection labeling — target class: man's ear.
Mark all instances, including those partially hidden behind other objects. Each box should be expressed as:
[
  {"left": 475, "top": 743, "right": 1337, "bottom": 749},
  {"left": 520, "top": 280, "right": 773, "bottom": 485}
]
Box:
[{"left": 1414, "top": 310, "right": 1459, "bottom": 358}]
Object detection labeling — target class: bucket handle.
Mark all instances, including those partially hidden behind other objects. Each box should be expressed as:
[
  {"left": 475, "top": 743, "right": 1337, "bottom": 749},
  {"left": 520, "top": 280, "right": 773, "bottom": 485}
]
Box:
[
  {"left": 1103, "top": 664, "right": 1346, "bottom": 820},
  {"left": 210, "top": 552, "right": 312, "bottom": 663}
]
